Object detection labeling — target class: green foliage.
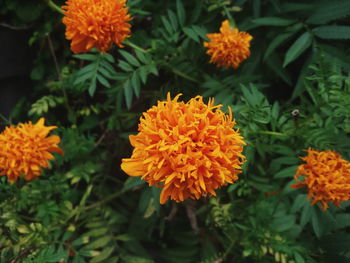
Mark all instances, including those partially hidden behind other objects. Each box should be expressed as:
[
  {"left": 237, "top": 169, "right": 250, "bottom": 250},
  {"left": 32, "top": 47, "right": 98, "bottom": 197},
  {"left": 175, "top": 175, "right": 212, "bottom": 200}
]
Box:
[{"left": 1, "top": 0, "right": 350, "bottom": 262}]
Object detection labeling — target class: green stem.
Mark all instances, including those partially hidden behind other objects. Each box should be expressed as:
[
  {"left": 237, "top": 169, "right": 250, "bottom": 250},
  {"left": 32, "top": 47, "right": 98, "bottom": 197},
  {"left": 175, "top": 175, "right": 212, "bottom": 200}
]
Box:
[
  {"left": 84, "top": 190, "right": 124, "bottom": 211},
  {"left": 257, "top": 131, "right": 287, "bottom": 137},
  {"left": 123, "top": 40, "right": 149, "bottom": 53},
  {"left": 0, "top": 113, "right": 10, "bottom": 124},
  {"left": 46, "top": 0, "right": 64, "bottom": 14},
  {"left": 223, "top": 5, "right": 237, "bottom": 28}
]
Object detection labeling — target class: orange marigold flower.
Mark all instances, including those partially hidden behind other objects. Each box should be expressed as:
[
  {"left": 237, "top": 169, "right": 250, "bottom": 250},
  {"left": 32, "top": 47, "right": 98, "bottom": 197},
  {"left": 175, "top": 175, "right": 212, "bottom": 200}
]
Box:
[
  {"left": 291, "top": 149, "right": 350, "bottom": 210},
  {"left": 0, "top": 118, "right": 63, "bottom": 183},
  {"left": 62, "top": 0, "right": 132, "bottom": 54},
  {"left": 121, "top": 93, "right": 246, "bottom": 204},
  {"left": 203, "top": 20, "right": 253, "bottom": 68}
]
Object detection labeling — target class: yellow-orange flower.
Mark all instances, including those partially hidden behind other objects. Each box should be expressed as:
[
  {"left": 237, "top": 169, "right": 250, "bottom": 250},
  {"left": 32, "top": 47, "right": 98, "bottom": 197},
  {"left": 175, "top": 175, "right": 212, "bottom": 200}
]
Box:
[
  {"left": 62, "top": 0, "right": 132, "bottom": 54},
  {"left": 291, "top": 149, "right": 350, "bottom": 210},
  {"left": 0, "top": 118, "right": 63, "bottom": 183},
  {"left": 121, "top": 93, "right": 246, "bottom": 204},
  {"left": 203, "top": 20, "right": 253, "bottom": 68}
]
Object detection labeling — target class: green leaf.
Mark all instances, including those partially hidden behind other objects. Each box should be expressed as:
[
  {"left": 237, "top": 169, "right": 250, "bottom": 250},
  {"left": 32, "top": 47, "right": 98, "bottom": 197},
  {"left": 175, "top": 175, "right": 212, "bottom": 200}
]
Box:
[
  {"left": 90, "top": 246, "right": 115, "bottom": 263},
  {"left": 119, "top": 60, "right": 134, "bottom": 72},
  {"left": 135, "top": 49, "right": 148, "bottom": 64},
  {"left": 183, "top": 27, "right": 199, "bottom": 42},
  {"left": 264, "top": 31, "right": 295, "bottom": 60},
  {"left": 300, "top": 202, "right": 312, "bottom": 227},
  {"left": 311, "top": 206, "right": 323, "bottom": 238},
  {"left": 131, "top": 72, "right": 141, "bottom": 98},
  {"left": 307, "top": 0, "right": 350, "bottom": 24},
  {"left": 252, "top": 17, "right": 297, "bottom": 26},
  {"left": 272, "top": 215, "right": 295, "bottom": 232},
  {"left": 313, "top": 25, "right": 350, "bottom": 39},
  {"left": 293, "top": 252, "right": 305, "bottom": 263},
  {"left": 73, "top": 54, "right": 98, "bottom": 61},
  {"left": 96, "top": 74, "right": 110, "bottom": 88},
  {"left": 84, "top": 236, "right": 113, "bottom": 250},
  {"left": 139, "top": 66, "right": 148, "bottom": 84},
  {"left": 124, "top": 79, "right": 133, "bottom": 109},
  {"left": 119, "top": 50, "right": 141, "bottom": 67},
  {"left": 88, "top": 77, "right": 97, "bottom": 96},
  {"left": 283, "top": 32, "right": 312, "bottom": 67},
  {"left": 176, "top": 0, "right": 186, "bottom": 27},
  {"left": 122, "top": 177, "right": 145, "bottom": 192},
  {"left": 167, "top": 9, "right": 178, "bottom": 32},
  {"left": 161, "top": 16, "right": 174, "bottom": 35},
  {"left": 274, "top": 165, "right": 298, "bottom": 178}
]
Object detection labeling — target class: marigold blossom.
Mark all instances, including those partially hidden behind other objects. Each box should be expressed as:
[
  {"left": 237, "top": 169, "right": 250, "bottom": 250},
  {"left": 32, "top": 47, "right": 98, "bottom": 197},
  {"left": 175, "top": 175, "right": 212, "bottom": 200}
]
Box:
[
  {"left": 121, "top": 93, "right": 246, "bottom": 204},
  {"left": 291, "top": 149, "right": 350, "bottom": 210},
  {"left": 62, "top": 0, "right": 132, "bottom": 54},
  {"left": 0, "top": 118, "right": 63, "bottom": 183},
  {"left": 203, "top": 20, "right": 253, "bottom": 68}
]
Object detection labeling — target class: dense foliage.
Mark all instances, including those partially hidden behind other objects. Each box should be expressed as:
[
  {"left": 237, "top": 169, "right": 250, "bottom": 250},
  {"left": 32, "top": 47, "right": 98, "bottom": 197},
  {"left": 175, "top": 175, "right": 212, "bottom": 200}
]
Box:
[{"left": 1, "top": 0, "right": 350, "bottom": 262}]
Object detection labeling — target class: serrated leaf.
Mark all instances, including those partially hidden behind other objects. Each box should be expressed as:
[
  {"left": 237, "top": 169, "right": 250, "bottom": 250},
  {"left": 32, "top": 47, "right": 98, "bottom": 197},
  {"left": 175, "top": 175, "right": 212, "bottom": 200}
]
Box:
[
  {"left": 96, "top": 74, "right": 110, "bottom": 88},
  {"left": 300, "top": 202, "right": 312, "bottom": 227},
  {"left": 139, "top": 66, "right": 148, "bottom": 84},
  {"left": 119, "top": 50, "right": 141, "bottom": 67},
  {"left": 167, "top": 9, "right": 178, "bottom": 32},
  {"left": 84, "top": 236, "right": 113, "bottom": 250},
  {"left": 119, "top": 60, "right": 134, "bottom": 72},
  {"left": 252, "top": 17, "right": 297, "bottom": 26},
  {"left": 124, "top": 79, "right": 133, "bottom": 109},
  {"left": 307, "top": 0, "right": 350, "bottom": 24},
  {"left": 313, "top": 25, "right": 350, "bottom": 39},
  {"left": 90, "top": 247, "right": 115, "bottom": 263},
  {"left": 264, "top": 31, "right": 295, "bottom": 60},
  {"left": 274, "top": 165, "right": 298, "bottom": 178},
  {"left": 73, "top": 54, "right": 97, "bottom": 61},
  {"left": 161, "top": 16, "right": 174, "bottom": 35},
  {"left": 131, "top": 72, "right": 140, "bottom": 98},
  {"left": 135, "top": 49, "right": 148, "bottom": 64},
  {"left": 311, "top": 206, "right": 323, "bottom": 238},
  {"left": 183, "top": 27, "right": 199, "bottom": 42},
  {"left": 283, "top": 32, "right": 312, "bottom": 67},
  {"left": 176, "top": 0, "right": 185, "bottom": 27},
  {"left": 88, "top": 77, "right": 97, "bottom": 96}
]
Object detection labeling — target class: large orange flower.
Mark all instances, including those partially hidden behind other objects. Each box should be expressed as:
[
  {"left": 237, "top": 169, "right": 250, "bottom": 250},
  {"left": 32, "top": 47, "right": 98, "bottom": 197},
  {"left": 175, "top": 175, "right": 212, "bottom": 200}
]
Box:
[
  {"left": 0, "top": 118, "right": 63, "bottom": 183},
  {"left": 121, "top": 93, "right": 246, "bottom": 204},
  {"left": 62, "top": 0, "right": 132, "bottom": 54},
  {"left": 291, "top": 149, "right": 350, "bottom": 210},
  {"left": 203, "top": 20, "right": 253, "bottom": 68}
]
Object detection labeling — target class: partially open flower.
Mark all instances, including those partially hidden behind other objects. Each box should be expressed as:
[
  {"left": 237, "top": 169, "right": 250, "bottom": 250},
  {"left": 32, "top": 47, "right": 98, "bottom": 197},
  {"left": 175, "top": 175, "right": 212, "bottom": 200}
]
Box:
[
  {"left": 291, "top": 149, "right": 350, "bottom": 210},
  {"left": 62, "top": 0, "right": 132, "bottom": 53},
  {"left": 121, "top": 93, "right": 246, "bottom": 204},
  {"left": 0, "top": 118, "right": 63, "bottom": 183},
  {"left": 203, "top": 20, "right": 253, "bottom": 68}
]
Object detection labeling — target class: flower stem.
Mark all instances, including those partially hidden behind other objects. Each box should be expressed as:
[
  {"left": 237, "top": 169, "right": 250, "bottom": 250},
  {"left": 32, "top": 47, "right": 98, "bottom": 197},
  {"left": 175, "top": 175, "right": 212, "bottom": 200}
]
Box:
[
  {"left": 46, "top": 0, "right": 64, "bottom": 14},
  {"left": 223, "top": 5, "right": 237, "bottom": 28},
  {"left": 123, "top": 40, "right": 150, "bottom": 53},
  {"left": 84, "top": 190, "right": 124, "bottom": 210},
  {"left": 0, "top": 113, "right": 10, "bottom": 125},
  {"left": 257, "top": 131, "right": 287, "bottom": 137}
]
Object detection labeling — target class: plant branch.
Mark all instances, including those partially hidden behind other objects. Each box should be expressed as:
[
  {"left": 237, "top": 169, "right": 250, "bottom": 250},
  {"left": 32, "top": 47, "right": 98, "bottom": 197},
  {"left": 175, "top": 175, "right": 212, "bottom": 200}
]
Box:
[
  {"left": 84, "top": 190, "right": 124, "bottom": 211},
  {"left": 46, "top": 0, "right": 64, "bottom": 14}
]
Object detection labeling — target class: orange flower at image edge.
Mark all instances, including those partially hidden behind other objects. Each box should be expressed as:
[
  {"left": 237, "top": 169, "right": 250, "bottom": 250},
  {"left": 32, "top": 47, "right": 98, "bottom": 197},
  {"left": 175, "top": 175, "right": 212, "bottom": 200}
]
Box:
[
  {"left": 204, "top": 20, "right": 253, "bottom": 68},
  {"left": 121, "top": 93, "right": 246, "bottom": 204},
  {"left": 62, "top": 0, "right": 132, "bottom": 54},
  {"left": 291, "top": 149, "right": 350, "bottom": 210},
  {"left": 0, "top": 118, "right": 63, "bottom": 183}
]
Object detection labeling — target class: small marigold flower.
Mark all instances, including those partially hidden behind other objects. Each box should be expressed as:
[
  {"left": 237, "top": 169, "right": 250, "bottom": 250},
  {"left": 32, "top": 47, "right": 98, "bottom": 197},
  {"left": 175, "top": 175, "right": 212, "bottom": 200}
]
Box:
[
  {"left": 203, "top": 20, "right": 253, "bottom": 68},
  {"left": 291, "top": 149, "right": 350, "bottom": 210},
  {"left": 0, "top": 118, "right": 63, "bottom": 183},
  {"left": 121, "top": 93, "right": 246, "bottom": 204},
  {"left": 62, "top": 0, "right": 132, "bottom": 54}
]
